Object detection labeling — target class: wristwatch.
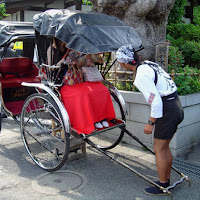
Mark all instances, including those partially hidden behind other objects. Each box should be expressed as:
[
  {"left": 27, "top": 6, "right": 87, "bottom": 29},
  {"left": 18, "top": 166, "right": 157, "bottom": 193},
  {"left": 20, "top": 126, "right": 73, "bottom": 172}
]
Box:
[{"left": 148, "top": 119, "right": 155, "bottom": 125}]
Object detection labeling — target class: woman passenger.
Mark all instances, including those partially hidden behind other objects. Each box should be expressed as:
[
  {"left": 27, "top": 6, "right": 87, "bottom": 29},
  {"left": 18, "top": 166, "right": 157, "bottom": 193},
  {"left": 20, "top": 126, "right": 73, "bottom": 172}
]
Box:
[{"left": 47, "top": 37, "right": 116, "bottom": 134}]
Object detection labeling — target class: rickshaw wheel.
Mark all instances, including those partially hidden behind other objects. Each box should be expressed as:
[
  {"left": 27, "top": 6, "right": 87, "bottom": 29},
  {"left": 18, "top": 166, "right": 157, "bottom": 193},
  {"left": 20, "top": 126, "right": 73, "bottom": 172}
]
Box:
[
  {"left": 20, "top": 93, "right": 70, "bottom": 172},
  {"left": 88, "top": 91, "right": 125, "bottom": 150}
]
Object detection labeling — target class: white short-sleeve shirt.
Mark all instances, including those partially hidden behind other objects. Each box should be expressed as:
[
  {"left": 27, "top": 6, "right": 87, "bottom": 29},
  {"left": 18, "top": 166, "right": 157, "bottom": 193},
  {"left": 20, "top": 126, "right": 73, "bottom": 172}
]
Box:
[{"left": 134, "top": 61, "right": 177, "bottom": 118}]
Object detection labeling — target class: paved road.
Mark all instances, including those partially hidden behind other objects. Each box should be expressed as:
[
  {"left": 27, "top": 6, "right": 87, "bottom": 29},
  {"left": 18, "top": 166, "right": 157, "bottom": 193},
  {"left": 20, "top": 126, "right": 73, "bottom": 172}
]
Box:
[{"left": 0, "top": 117, "right": 199, "bottom": 200}]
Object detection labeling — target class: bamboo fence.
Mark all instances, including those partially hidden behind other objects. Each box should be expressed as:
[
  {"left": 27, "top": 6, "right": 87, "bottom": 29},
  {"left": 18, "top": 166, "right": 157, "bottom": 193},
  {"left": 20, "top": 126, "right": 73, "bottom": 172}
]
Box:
[{"left": 106, "top": 68, "right": 200, "bottom": 91}]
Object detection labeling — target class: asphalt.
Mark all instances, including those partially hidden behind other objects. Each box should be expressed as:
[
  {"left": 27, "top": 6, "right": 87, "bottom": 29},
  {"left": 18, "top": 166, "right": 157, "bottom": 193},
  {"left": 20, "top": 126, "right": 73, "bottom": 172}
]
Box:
[{"left": 0, "top": 117, "right": 200, "bottom": 200}]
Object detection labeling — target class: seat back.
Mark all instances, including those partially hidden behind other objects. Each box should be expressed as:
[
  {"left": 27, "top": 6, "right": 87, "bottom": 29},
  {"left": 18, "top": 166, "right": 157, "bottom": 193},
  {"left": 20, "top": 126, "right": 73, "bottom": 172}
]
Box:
[
  {"left": 0, "top": 57, "right": 40, "bottom": 116},
  {"left": 0, "top": 57, "right": 35, "bottom": 77}
]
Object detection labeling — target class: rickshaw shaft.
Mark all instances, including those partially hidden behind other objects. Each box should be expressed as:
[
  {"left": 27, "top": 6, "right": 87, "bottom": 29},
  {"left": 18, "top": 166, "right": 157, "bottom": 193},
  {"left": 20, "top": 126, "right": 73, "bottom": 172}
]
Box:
[
  {"left": 122, "top": 128, "right": 190, "bottom": 184},
  {"left": 84, "top": 137, "right": 172, "bottom": 196}
]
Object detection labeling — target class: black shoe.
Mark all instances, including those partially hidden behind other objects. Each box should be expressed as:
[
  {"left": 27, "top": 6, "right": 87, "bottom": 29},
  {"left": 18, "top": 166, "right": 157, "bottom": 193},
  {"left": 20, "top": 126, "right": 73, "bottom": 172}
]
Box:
[{"left": 144, "top": 181, "right": 170, "bottom": 195}]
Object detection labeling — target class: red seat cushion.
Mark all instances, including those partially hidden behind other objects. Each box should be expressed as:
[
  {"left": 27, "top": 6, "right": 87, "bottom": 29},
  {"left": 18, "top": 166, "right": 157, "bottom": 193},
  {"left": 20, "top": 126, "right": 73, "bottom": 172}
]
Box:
[{"left": 0, "top": 76, "right": 40, "bottom": 87}]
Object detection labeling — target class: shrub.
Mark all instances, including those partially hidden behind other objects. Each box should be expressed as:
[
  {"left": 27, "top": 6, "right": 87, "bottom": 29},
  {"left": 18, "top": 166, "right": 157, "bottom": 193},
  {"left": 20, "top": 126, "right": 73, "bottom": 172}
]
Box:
[
  {"left": 193, "top": 6, "right": 200, "bottom": 26},
  {"left": 82, "top": 0, "right": 92, "bottom": 6},
  {"left": 179, "top": 41, "right": 200, "bottom": 68},
  {"left": 116, "top": 82, "right": 133, "bottom": 91},
  {"left": 0, "top": 3, "right": 9, "bottom": 19},
  {"left": 167, "top": 46, "right": 200, "bottom": 95},
  {"left": 168, "top": 45, "right": 185, "bottom": 71},
  {"left": 168, "top": 0, "right": 187, "bottom": 24},
  {"left": 167, "top": 23, "right": 200, "bottom": 42},
  {"left": 167, "top": 24, "right": 200, "bottom": 68},
  {"left": 166, "top": 2, "right": 200, "bottom": 94},
  {"left": 172, "top": 66, "right": 200, "bottom": 95}
]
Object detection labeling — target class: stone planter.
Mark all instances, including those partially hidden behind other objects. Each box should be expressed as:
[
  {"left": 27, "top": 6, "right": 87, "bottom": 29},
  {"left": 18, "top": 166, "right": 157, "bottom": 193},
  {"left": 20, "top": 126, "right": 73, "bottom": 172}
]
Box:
[{"left": 112, "top": 91, "right": 200, "bottom": 156}]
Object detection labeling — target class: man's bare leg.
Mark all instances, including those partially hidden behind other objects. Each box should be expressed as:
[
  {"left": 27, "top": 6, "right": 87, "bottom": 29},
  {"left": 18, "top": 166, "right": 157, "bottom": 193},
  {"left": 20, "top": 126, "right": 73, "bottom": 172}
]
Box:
[{"left": 154, "top": 138, "right": 172, "bottom": 183}]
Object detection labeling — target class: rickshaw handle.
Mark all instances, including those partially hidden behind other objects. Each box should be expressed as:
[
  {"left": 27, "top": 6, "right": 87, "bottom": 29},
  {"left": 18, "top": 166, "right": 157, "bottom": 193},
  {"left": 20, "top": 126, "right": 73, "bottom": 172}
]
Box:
[
  {"left": 84, "top": 137, "right": 172, "bottom": 197},
  {"left": 123, "top": 128, "right": 190, "bottom": 185}
]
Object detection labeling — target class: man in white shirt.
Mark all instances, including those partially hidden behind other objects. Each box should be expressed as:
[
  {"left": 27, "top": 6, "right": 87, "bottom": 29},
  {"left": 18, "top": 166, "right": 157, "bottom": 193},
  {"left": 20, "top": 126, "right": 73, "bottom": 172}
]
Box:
[{"left": 116, "top": 45, "right": 184, "bottom": 195}]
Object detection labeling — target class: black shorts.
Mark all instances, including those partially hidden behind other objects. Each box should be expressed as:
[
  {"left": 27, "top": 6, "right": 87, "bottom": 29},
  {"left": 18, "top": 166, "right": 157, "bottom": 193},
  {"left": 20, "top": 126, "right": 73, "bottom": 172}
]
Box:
[{"left": 154, "top": 94, "right": 184, "bottom": 140}]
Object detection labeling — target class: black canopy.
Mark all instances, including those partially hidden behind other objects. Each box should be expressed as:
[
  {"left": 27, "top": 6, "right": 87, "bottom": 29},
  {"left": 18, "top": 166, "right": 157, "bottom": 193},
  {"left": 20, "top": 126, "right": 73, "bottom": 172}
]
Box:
[
  {"left": 0, "top": 21, "right": 35, "bottom": 47},
  {"left": 33, "top": 9, "right": 143, "bottom": 54}
]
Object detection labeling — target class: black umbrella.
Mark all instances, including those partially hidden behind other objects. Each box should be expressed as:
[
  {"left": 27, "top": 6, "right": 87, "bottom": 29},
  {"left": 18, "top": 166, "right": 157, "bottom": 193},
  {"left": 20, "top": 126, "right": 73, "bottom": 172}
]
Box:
[{"left": 0, "top": 21, "right": 34, "bottom": 47}]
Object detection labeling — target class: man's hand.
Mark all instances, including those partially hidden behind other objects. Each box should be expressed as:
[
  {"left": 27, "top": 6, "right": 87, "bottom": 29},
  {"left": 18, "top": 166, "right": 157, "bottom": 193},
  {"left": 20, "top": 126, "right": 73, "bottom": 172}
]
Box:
[{"left": 144, "top": 123, "right": 154, "bottom": 134}]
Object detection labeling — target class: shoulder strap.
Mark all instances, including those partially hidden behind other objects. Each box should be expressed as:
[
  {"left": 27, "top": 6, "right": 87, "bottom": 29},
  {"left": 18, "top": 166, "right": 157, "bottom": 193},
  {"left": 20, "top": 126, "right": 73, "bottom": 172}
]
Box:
[
  {"left": 152, "top": 67, "right": 158, "bottom": 85},
  {"left": 141, "top": 61, "right": 158, "bottom": 85}
]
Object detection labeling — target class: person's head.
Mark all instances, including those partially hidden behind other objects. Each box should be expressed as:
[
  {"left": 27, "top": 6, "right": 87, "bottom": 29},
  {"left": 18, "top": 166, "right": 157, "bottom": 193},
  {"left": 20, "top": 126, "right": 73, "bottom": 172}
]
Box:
[
  {"left": 52, "top": 37, "right": 66, "bottom": 52},
  {"left": 116, "top": 45, "right": 140, "bottom": 71}
]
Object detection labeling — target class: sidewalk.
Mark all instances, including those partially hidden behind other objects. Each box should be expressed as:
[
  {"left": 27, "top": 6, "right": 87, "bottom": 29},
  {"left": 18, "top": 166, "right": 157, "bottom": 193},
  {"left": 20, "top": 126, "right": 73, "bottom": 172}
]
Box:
[{"left": 0, "top": 117, "right": 199, "bottom": 200}]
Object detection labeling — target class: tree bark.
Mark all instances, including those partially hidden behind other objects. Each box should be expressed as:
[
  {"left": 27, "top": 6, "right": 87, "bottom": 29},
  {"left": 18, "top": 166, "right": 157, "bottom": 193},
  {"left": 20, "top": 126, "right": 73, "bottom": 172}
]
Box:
[{"left": 92, "top": 0, "right": 175, "bottom": 60}]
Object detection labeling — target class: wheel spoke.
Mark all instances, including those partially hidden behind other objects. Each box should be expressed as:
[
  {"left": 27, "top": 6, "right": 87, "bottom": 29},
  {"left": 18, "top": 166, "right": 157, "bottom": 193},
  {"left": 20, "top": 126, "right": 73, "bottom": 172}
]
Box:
[{"left": 21, "top": 93, "right": 70, "bottom": 171}]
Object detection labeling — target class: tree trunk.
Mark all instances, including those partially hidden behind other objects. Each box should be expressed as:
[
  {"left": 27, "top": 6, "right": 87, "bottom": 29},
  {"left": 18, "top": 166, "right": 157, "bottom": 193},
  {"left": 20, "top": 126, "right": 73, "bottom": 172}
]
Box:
[{"left": 92, "top": 0, "right": 175, "bottom": 60}]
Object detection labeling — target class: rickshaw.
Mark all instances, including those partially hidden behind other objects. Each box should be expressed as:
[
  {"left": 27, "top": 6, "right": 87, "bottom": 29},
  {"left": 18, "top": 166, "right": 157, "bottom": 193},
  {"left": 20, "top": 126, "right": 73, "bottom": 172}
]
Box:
[
  {"left": 0, "top": 9, "right": 189, "bottom": 197},
  {"left": 0, "top": 21, "right": 40, "bottom": 126}
]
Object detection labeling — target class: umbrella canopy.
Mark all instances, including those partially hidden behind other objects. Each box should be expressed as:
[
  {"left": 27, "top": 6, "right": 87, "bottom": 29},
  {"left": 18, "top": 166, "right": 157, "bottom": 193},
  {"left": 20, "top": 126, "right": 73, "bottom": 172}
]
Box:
[
  {"left": 0, "top": 21, "right": 35, "bottom": 47},
  {"left": 33, "top": 9, "right": 143, "bottom": 54}
]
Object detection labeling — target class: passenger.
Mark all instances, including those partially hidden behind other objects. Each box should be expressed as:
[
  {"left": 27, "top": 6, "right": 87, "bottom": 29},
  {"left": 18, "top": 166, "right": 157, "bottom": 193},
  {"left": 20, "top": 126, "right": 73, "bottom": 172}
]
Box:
[
  {"left": 47, "top": 37, "right": 115, "bottom": 134},
  {"left": 47, "top": 37, "right": 67, "bottom": 65},
  {"left": 77, "top": 53, "right": 110, "bottom": 128},
  {"left": 116, "top": 45, "right": 184, "bottom": 195}
]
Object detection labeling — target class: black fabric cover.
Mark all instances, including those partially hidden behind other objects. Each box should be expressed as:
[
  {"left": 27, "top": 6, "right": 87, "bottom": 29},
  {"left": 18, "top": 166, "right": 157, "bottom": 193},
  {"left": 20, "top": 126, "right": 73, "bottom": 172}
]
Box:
[
  {"left": 33, "top": 9, "right": 143, "bottom": 54},
  {"left": 0, "top": 21, "right": 34, "bottom": 47}
]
